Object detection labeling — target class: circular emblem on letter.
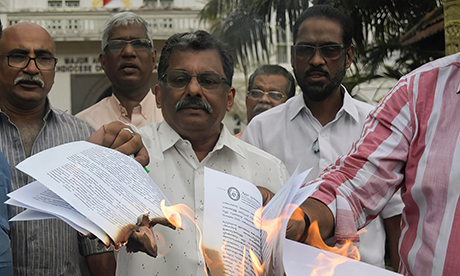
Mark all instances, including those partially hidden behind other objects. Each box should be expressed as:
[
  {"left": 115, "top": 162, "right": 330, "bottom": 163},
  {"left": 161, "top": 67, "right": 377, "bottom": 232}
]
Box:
[{"left": 227, "top": 187, "right": 240, "bottom": 201}]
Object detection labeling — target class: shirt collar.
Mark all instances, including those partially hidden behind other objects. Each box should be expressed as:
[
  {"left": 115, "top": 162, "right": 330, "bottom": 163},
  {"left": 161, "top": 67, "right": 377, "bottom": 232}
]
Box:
[
  {"left": 341, "top": 86, "right": 362, "bottom": 123},
  {"left": 288, "top": 85, "right": 361, "bottom": 123},
  {"left": 109, "top": 90, "right": 155, "bottom": 119},
  {"left": 157, "top": 120, "right": 245, "bottom": 159},
  {"left": 0, "top": 98, "right": 62, "bottom": 121}
]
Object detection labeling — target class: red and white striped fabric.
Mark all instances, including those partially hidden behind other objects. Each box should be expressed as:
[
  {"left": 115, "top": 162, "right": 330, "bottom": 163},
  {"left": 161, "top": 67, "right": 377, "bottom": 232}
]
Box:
[
  {"left": 308, "top": 52, "right": 460, "bottom": 276},
  {"left": 103, "top": 0, "right": 127, "bottom": 7}
]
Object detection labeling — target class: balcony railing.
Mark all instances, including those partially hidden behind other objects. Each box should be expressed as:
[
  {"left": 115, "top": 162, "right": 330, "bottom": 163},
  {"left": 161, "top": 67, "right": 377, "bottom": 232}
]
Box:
[{"left": 3, "top": 8, "right": 208, "bottom": 41}]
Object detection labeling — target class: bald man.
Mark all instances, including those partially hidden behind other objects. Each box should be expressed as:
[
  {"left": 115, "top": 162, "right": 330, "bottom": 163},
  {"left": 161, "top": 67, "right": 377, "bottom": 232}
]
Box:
[{"left": 0, "top": 22, "right": 112, "bottom": 276}]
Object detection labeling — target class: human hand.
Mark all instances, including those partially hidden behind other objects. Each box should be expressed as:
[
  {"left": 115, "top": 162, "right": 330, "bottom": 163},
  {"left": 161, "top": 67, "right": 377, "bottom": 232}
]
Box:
[
  {"left": 286, "top": 198, "right": 334, "bottom": 243},
  {"left": 81, "top": 214, "right": 176, "bottom": 258},
  {"left": 257, "top": 186, "right": 275, "bottom": 206},
  {"left": 117, "top": 214, "right": 176, "bottom": 258},
  {"left": 286, "top": 207, "right": 309, "bottom": 242},
  {"left": 88, "top": 121, "right": 149, "bottom": 167}
]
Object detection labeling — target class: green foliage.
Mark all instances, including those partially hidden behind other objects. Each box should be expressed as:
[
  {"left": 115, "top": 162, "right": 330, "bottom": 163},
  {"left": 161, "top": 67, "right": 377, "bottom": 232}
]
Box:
[
  {"left": 318, "top": 0, "right": 444, "bottom": 77},
  {"left": 200, "top": 0, "right": 444, "bottom": 79},
  {"left": 200, "top": 0, "right": 310, "bottom": 74}
]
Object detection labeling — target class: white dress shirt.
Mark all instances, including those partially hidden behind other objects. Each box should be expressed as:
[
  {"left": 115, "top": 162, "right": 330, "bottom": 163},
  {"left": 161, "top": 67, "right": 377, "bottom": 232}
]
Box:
[
  {"left": 242, "top": 88, "right": 403, "bottom": 268},
  {"left": 115, "top": 121, "right": 290, "bottom": 276}
]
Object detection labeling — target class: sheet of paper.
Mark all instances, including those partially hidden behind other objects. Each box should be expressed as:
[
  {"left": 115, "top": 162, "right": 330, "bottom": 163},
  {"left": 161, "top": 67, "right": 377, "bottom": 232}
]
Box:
[
  {"left": 283, "top": 239, "right": 402, "bottom": 275},
  {"left": 15, "top": 141, "right": 170, "bottom": 244},
  {"left": 203, "top": 167, "right": 263, "bottom": 276},
  {"left": 10, "top": 208, "right": 57, "bottom": 221},
  {"left": 11, "top": 208, "right": 92, "bottom": 236},
  {"left": 262, "top": 168, "right": 314, "bottom": 275},
  {"left": 6, "top": 181, "right": 107, "bottom": 242},
  {"left": 203, "top": 167, "right": 315, "bottom": 276}
]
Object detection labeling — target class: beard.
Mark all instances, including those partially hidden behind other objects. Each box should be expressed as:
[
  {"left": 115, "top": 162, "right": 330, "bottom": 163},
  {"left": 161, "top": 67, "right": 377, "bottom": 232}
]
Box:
[{"left": 294, "top": 60, "right": 346, "bottom": 102}]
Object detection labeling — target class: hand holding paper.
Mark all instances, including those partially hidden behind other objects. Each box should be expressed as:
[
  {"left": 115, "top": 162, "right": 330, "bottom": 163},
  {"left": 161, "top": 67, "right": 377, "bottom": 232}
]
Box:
[
  {"left": 7, "top": 141, "right": 173, "bottom": 254},
  {"left": 88, "top": 121, "right": 149, "bottom": 167},
  {"left": 117, "top": 213, "right": 176, "bottom": 257}
]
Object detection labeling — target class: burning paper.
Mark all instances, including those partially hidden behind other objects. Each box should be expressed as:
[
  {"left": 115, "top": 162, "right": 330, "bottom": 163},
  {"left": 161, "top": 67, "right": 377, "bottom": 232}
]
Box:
[{"left": 283, "top": 239, "right": 402, "bottom": 276}]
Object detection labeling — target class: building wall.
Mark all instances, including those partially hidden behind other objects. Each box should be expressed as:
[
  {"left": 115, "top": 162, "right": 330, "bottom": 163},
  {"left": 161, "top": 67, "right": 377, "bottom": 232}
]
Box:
[{"left": 0, "top": 1, "right": 208, "bottom": 115}]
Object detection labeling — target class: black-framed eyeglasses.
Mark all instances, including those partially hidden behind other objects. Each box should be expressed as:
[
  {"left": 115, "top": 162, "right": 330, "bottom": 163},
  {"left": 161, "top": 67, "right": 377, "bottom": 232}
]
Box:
[
  {"left": 104, "top": 39, "right": 153, "bottom": 53},
  {"left": 5, "top": 54, "right": 58, "bottom": 71},
  {"left": 293, "top": 44, "right": 345, "bottom": 60},
  {"left": 161, "top": 70, "right": 230, "bottom": 90},
  {"left": 247, "top": 89, "right": 285, "bottom": 102}
]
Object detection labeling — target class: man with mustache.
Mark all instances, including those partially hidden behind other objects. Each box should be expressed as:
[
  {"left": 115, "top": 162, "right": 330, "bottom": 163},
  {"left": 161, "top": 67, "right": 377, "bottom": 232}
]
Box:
[
  {"left": 242, "top": 5, "right": 403, "bottom": 270},
  {"left": 0, "top": 21, "right": 147, "bottom": 276},
  {"left": 76, "top": 12, "right": 163, "bottom": 130},
  {"left": 114, "top": 30, "right": 290, "bottom": 276},
  {"left": 235, "top": 65, "right": 295, "bottom": 138}
]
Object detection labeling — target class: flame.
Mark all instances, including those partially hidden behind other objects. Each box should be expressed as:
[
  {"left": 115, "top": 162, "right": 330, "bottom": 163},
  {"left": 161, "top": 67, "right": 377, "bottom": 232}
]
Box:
[
  {"left": 253, "top": 203, "right": 300, "bottom": 244},
  {"left": 160, "top": 200, "right": 184, "bottom": 230},
  {"left": 160, "top": 199, "right": 209, "bottom": 275},
  {"left": 238, "top": 246, "right": 247, "bottom": 276},
  {"left": 306, "top": 221, "right": 360, "bottom": 260},
  {"left": 310, "top": 252, "right": 348, "bottom": 276},
  {"left": 254, "top": 204, "right": 361, "bottom": 276},
  {"left": 249, "top": 248, "right": 264, "bottom": 276},
  {"left": 305, "top": 220, "right": 360, "bottom": 276},
  {"left": 234, "top": 246, "right": 263, "bottom": 276}
]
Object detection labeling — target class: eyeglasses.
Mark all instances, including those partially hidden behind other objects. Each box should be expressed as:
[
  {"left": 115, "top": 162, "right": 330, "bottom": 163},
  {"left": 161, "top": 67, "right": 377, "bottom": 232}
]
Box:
[
  {"left": 161, "top": 70, "right": 230, "bottom": 90},
  {"left": 247, "top": 89, "right": 285, "bottom": 101},
  {"left": 5, "top": 54, "right": 58, "bottom": 71},
  {"left": 104, "top": 39, "right": 152, "bottom": 53},
  {"left": 293, "top": 44, "right": 345, "bottom": 60}
]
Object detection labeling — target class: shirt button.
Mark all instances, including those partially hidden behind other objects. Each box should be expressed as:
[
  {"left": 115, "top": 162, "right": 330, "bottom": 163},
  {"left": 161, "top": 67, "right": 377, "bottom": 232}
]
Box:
[{"left": 200, "top": 204, "right": 204, "bottom": 211}]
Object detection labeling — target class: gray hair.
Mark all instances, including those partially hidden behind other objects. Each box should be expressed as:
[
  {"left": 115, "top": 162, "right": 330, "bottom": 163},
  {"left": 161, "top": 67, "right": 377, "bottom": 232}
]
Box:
[{"left": 101, "top": 12, "right": 153, "bottom": 51}]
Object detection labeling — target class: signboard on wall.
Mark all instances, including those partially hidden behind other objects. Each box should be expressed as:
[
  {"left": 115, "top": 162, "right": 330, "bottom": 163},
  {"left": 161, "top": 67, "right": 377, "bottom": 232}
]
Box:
[{"left": 56, "top": 56, "right": 104, "bottom": 74}]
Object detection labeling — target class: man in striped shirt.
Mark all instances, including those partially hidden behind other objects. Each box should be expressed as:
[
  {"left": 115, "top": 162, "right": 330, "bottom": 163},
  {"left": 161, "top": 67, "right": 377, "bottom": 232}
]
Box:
[{"left": 284, "top": 51, "right": 460, "bottom": 275}]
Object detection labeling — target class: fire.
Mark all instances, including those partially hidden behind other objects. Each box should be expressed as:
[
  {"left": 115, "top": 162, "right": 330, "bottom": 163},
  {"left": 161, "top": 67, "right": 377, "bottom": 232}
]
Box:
[
  {"left": 249, "top": 248, "right": 264, "bottom": 276},
  {"left": 160, "top": 200, "right": 361, "bottom": 276},
  {"left": 306, "top": 221, "right": 360, "bottom": 260},
  {"left": 238, "top": 246, "right": 246, "bottom": 276},
  {"left": 253, "top": 204, "right": 360, "bottom": 276},
  {"left": 160, "top": 200, "right": 209, "bottom": 275},
  {"left": 310, "top": 252, "right": 348, "bottom": 276},
  {"left": 160, "top": 199, "right": 184, "bottom": 230},
  {"left": 253, "top": 203, "right": 300, "bottom": 244}
]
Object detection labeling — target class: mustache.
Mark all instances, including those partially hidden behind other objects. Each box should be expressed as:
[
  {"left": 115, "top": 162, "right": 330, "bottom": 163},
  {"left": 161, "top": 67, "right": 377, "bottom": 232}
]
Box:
[
  {"left": 175, "top": 97, "right": 213, "bottom": 114},
  {"left": 253, "top": 103, "right": 271, "bottom": 113},
  {"left": 305, "top": 67, "right": 329, "bottom": 76},
  {"left": 14, "top": 75, "right": 45, "bottom": 88}
]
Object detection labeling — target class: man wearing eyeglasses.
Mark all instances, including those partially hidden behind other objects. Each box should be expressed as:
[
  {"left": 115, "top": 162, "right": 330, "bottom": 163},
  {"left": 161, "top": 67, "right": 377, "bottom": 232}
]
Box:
[
  {"left": 0, "top": 21, "right": 149, "bottom": 276},
  {"left": 235, "top": 65, "right": 295, "bottom": 138},
  {"left": 242, "top": 5, "right": 403, "bottom": 271},
  {"left": 76, "top": 12, "right": 163, "bottom": 130},
  {"left": 113, "top": 30, "right": 289, "bottom": 276},
  {"left": 0, "top": 21, "right": 95, "bottom": 276}
]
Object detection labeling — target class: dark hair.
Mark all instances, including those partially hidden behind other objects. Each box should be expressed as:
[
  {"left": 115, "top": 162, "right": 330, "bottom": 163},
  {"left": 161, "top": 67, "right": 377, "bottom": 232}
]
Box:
[
  {"left": 158, "top": 30, "right": 234, "bottom": 86},
  {"left": 293, "top": 5, "right": 353, "bottom": 47},
  {"left": 0, "top": 19, "right": 2, "bottom": 39},
  {"left": 248, "top": 65, "right": 296, "bottom": 98}
]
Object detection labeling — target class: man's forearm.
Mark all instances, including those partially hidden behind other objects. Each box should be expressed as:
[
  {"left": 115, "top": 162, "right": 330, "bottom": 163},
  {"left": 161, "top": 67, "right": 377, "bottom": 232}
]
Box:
[{"left": 300, "top": 198, "right": 335, "bottom": 241}]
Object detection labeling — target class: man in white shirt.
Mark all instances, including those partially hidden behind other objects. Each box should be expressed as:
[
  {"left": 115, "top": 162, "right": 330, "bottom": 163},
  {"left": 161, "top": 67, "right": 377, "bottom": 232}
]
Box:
[
  {"left": 76, "top": 12, "right": 163, "bottom": 130},
  {"left": 242, "top": 5, "right": 402, "bottom": 270},
  {"left": 236, "top": 64, "right": 295, "bottom": 138},
  {"left": 114, "top": 30, "right": 290, "bottom": 276}
]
